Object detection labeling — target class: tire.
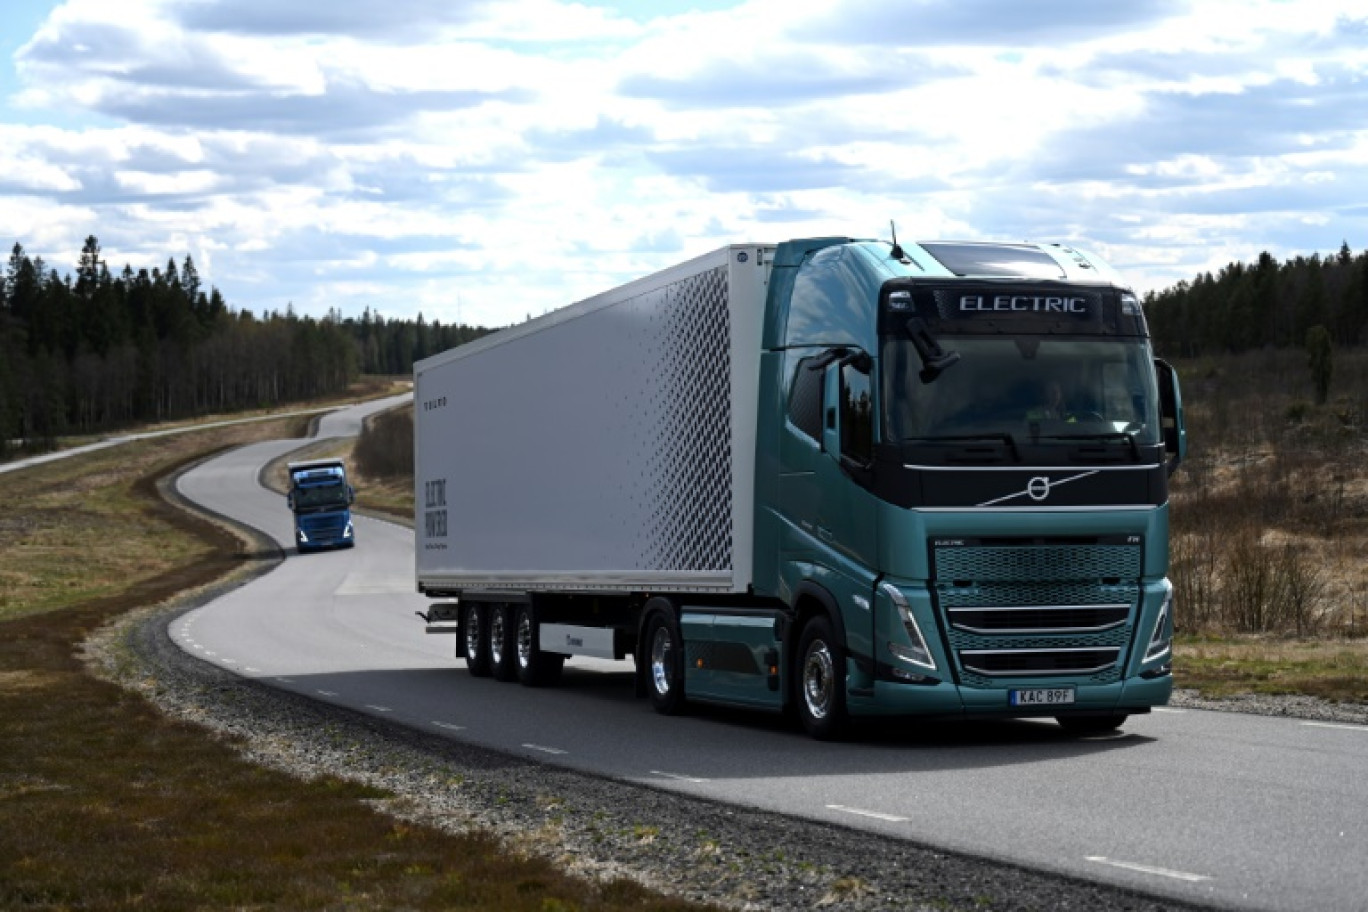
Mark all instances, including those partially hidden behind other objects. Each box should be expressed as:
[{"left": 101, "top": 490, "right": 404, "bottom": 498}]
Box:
[
  {"left": 1056, "top": 714, "right": 1128, "bottom": 735},
  {"left": 516, "top": 603, "right": 564, "bottom": 687},
  {"left": 644, "top": 611, "right": 686, "bottom": 715},
  {"left": 489, "top": 603, "right": 520, "bottom": 682},
  {"left": 461, "top": 602, "right": 491, "bottom": 678},
  {"left": 796, "top": 616, "right": 848, "bottom": 740}
]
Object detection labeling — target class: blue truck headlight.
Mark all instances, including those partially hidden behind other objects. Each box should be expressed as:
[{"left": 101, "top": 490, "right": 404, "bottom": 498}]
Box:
[
  {"left": 343, "top": 521, "right": 353, "bottom": 539},
  {"left": 880, "top": 582, "right": 936, "bottom": 671},
  {"left": 297, "top": 529, "right": 308, "bottom": 543},
  {"left": 1144, "top": 583, "right": 1174, "bottom": 664}
]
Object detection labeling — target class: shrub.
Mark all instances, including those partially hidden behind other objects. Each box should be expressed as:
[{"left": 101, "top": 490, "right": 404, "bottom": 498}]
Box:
[{"left": 353, "top": 405, "right": 413, "bottom": 480}]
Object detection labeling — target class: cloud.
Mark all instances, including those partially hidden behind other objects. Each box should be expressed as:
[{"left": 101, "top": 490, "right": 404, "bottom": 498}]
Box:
[
  {"left": 2, "top": 0, "right": 1365, "bottom": 325},
  {"left": 792, "top": 0, "right": 1185, "bottom": 47}
]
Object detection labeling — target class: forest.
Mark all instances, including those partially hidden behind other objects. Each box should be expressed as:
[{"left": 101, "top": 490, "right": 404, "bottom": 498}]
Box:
[
  {"left": 6, "top": 234, "right": 1367, "bottom": 461},
  {"left": 0, "top": 236, "right": 489, "bottom": 457},
  {"left": 1143, "top": 240, "right": 1368, "bottom": 357}
]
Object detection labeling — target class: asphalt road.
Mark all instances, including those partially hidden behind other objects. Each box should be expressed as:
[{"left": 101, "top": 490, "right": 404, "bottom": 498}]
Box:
[{"left": 173, "top": 400, "right": 1368, "bottom": 912}]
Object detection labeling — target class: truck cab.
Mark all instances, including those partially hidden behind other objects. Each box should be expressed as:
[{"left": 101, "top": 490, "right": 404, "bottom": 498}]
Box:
[
  {"left": 286, "top": 459, "right": 356, "bottom": 553},
  {"left": 755, "top": 237, "right": 1186, "bottom": 737}
]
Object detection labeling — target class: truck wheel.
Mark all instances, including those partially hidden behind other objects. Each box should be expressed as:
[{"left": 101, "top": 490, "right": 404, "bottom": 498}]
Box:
[
  {"left": 796, "top": 616, "right": 848, "bottom": 741},
  {"left": 489, "top": 603, "right": 520, "bottom": 682},
  {"left": 644, "top": 611, "right": 686, "bottom": 715},
  {"left": 462, "top": 602, "right": 491, "bottom": 678},
  {"left": 516, "top": 603, "right": 564, "bottom": 687},
  {"left": 1056, "top": 714, "right": 1128, "bottom": 735}
]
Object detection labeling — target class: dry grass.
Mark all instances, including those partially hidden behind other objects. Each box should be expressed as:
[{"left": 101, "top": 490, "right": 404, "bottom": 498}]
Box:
[
  {"left": 0, "top": 395, "right": 707, "bottom": 911},
  {"left": 1174, "top": 635, "right": 1368, "bottom": 702},
  {"left": 1168, "top": 349, "right": 1368, "bottom": 638}
]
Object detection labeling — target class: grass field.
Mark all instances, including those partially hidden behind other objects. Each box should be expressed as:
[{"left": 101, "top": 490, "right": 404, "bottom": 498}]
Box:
[{"left": 0, "top": 393, "right": 706, "bottom": 911}]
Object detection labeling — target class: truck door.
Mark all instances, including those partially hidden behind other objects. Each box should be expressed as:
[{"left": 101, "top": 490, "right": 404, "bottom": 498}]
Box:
[{"left": 814, "top": 354, "right": 878, "bottom": 663}]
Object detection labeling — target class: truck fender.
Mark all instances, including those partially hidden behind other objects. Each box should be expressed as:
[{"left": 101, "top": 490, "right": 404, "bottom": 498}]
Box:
[
  {"left": 788, "top": 581, "right": 853, "bottom": 703},
  {"left": 635, "top": 596, "right": 679, "bottom": 699}
]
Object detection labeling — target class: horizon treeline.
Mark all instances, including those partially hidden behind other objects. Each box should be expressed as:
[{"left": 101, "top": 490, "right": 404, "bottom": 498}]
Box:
[
  {"left": 1143, "top": 241, "right": 1368, "bottom": 356},
  {"left": 0, "top": 236, "right": 491, "bottom": 456}
]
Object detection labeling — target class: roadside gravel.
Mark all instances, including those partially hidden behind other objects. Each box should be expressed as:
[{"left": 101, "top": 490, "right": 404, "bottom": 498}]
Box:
[{"left": 87, "top": 590, "right": 1224, "bottom": 912}]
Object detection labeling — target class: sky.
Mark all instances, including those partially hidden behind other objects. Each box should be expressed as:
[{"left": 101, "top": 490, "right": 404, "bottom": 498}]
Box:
[{"left": 2, "top": 0, "right": 1366, "bottom": 329}]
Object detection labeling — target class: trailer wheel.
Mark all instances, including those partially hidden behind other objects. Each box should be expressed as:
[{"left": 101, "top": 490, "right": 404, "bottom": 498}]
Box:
[
  {"left": 796, "top": 616, "right": 848, "bottom": 740},
  {"left": 644, "top": 611, "right": 686, "bottom": 715},
  {"left": 516, "top": 603, "right": 564, "bottom": 687},
  {"left": 489, "top": 603, "right": 520, "bottom": 682},
  {"left": 462, "top": 602, "right": 491, "bottom": 678},
  {"left": 1056, "top": 714, "right": 1128, "bottom": 735}
]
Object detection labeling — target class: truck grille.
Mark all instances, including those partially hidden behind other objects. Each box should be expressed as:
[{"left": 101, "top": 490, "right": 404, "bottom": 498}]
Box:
[
  {"left": 960, "top": 647, "right": 1120, "bottom": 677},
  {"left": 931, "top": 540, "right": 1141, "bottom": 689}
]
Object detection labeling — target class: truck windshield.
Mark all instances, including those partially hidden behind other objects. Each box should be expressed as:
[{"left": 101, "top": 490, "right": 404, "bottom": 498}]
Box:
[
  {"left": 881, "top": 336, "right": 1162, "bottom": 447},
  {"left": 292, "top": 482, "right": 348, "bottom": 510}
]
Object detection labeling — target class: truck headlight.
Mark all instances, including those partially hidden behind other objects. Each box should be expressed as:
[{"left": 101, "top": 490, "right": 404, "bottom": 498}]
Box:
[
  {"left": 880, "top": 582, "right": 936, "bottom": 671},
  {"left": 1144, "top": 583, "right": 1173, "bottom": 664},
  {"left": 297, "top": 529, "right": 309, "bottom": 543},
  {"left": 343, "top": 521, "right": 353, "bottom": 539}
]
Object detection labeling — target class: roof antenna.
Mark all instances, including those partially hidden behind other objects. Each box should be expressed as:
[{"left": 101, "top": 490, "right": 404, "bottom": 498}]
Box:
[{"left": 889, "top": 219, "right": 907, "bottom": 261}]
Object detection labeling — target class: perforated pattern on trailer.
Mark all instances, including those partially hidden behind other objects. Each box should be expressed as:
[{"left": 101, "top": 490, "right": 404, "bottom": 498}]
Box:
[{"left": 638, "top": 266, "right": 732, "bottom": 572}]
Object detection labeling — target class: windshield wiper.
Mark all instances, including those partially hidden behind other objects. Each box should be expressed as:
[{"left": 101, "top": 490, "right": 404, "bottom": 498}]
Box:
[
  {"left": 906, "top": 433, "right": 1020, "bottom": 461},
  {"left": 1039, "top": 432, "right": 1139, "bottom": 460},
  {"left": 905, "top": 317, "right": 960, "bottom": 383}
]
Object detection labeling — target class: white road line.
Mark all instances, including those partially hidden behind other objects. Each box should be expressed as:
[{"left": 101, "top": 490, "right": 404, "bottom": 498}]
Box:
[
  {"left": 274, "top": 677, "right": 294, "bottom": 684},
  {"left": 365, "top": 705, "right": 393, "bottom": 713},
  {"left": 431, "top": 722, "right": 465, "bottom": 732},
  {"left": 650, "top": 770, "right": 710, "bottom": 783},
  {"left": 1152, "top": 707, "right": 1186, "bottom": 713},
  {"left": 244, "top": 667, "right": 260, "bottom": 673},
  {"left": 1086, "top": 856, "right": 1211, "bottom": 882},
  {"left": 522, "top": 743, "right": 567, "bottom": 755},
  {"left": 316, "top": 690, "right": 338, "bottom": 697},
  {"left": 826, "top": 804, "right": 909, "bottom": 823},
  {"left": 1302, "top": 721, "right": 1368, "bottom": 732}
]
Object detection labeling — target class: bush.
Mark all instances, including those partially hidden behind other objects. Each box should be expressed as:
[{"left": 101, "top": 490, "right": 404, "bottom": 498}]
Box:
[{"left": 353, "top": 405, "right": 413, "bottom": 480}]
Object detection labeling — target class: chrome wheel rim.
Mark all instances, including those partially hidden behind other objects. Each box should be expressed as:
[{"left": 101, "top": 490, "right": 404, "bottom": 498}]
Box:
[
  {"left": 464, "top": 608, "right": 481, "bottom": 662},
  {"left": 650, "top": 625, "right": 673, "bottom": 697},
  {"left": 516, "top": 612, "right": 533, "bottom": 669},
  {"left": 489, "top": 609, "right": 506, "bottom": 666},
  {"left": 803, "top": 640, "right": 834, "bottom": 720}
]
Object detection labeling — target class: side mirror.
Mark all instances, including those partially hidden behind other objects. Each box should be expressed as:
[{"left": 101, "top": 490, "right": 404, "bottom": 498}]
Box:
[
  {"left": 286, "top": 492, "right": 295, "bottom": 510},
  {"left": 1155, "top": 359, "right": 1186, "bottom": 476},
  {"left": 348, "top": 485, "right": 356, "bottom": 505}
]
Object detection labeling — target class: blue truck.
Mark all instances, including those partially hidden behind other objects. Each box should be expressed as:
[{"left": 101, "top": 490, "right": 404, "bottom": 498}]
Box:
[
  {"left": 414, "top": 237, "right": 1186, "bottom": 739},
  {"left": 286, "top": 458, "right": 356, "bottom": 553}
]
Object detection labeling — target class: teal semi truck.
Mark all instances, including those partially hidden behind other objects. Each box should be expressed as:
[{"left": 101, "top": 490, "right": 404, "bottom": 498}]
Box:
[
  {"left": 286, "top": 458, "right": 356, "bottom": 553},
  {"left": 414, "top": 237, "right": 1185, "bottom": 739}
]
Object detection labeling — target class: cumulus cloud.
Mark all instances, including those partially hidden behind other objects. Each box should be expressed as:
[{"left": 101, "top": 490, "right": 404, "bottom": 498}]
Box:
[{"left": 2, "top": 0, "right": 1366, "bottom": 324}]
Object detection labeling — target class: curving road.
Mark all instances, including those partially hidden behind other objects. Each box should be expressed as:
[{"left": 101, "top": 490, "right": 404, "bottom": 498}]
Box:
[{"left": 173, "top": 399, "right": 1368, "bottom": 912}]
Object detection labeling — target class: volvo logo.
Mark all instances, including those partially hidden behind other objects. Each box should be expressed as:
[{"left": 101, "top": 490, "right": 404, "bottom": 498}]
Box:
[{"left": 976, "top": 470, "right": 1101, "bottom": 507}]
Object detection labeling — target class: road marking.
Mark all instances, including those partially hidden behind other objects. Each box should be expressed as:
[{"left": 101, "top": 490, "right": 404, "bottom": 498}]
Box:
[
  {"left": 316, "top": 690, "right": 338, "bottom": 697},
  {"left": 1086, "top": 856, "right": 1211, "bottom": 882},
  {"left": 1152, "top": 707, "right": 1186, "bottom": 713},
  {"left": 274, "top": 677, "right": 294, "bottom": 684},
  {"left": 522, "top": 743, "right": 567, "bottom": 755},
  {"left": 1302, "top": 721, "right": 1368, "bottom": 732},
  {"left": 431, "top": 722, "right": 465, "bottom": 732},
  {"left": 244, "top": 667, "right": 260, "bottom": 673},
  {"left": 651, "top": 770, "right": 710, "bottom": 783},
  {"left": 826, "top": 804, "right": 909, "bottom": 823},
  {"left": 364, "top": 705, "right": 393, "bottom": 713}
]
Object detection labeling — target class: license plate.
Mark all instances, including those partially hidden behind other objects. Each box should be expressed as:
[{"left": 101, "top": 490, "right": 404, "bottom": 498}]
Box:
[{"left": 1010, "top": 687, "right": 1075, "bottom": 706}]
